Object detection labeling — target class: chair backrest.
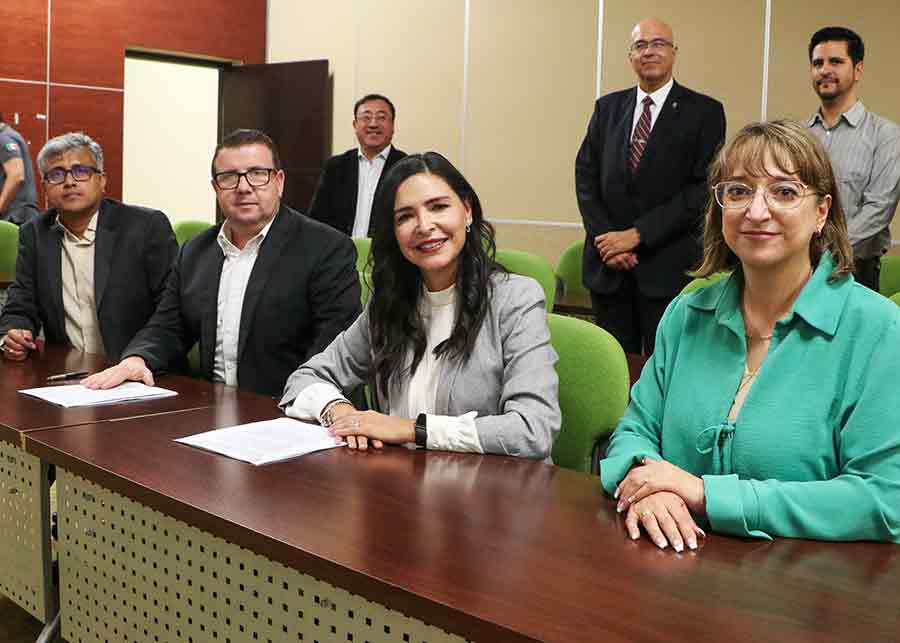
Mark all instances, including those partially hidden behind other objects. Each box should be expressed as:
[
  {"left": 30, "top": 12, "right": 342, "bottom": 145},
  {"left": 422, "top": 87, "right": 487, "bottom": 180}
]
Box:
[
  {"left": 681, "top": 271, "right": 731, "bottom": 295},
  {"left": 879, "top": 255, "right": 900, "bottom": 298},
  {"left": 358, "top": 268, "right": 372, "bottom": 307},
  {"left": 353, "top": 237, "right": 371, "bottom": 272},
  {"left": 548, "top": 313, "right": 630, "bottom": 473},
  {"left": 889, "top": 292, "right": 900, "bottom": 306},
  {"left": 0, "top": 220, "right": 19, "bottom": 281},
  {"left": 556, "top": 240, "right": 587, "bottom": 300},
  {"left": 495, "top": 248, "right": 557, "bottom": 310},
  {"left": 173, "top": 220, "right": 212, "bottom": 246}
]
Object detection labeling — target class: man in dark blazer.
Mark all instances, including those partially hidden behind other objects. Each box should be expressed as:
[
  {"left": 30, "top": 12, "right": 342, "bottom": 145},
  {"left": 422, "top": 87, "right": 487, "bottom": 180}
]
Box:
[
  {"left": 0, "top": 132, "right": 177, "bottom": 361},
  {"left": 84, "top": 129, "right": 361, "bottom": 398},
  {"left": 308, "top": 94, "right": 406, "bottom": 237},
  {"left": 575, "top": 18, "right": 725, "bottom": 355}
]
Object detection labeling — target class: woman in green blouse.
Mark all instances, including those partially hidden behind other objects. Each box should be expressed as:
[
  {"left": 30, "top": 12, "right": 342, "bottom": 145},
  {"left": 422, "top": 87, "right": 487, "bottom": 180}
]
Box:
[{"left": 601, "top": 120, "right": 900, "bottom": 549}]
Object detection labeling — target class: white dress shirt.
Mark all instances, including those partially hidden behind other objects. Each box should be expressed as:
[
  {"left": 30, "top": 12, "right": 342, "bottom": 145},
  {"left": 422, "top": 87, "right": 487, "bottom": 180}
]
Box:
[
  {"left": 631, "top": 78, "right": 674, "bottom": 138},
  {"left": 288, "top": 285, "right": 484, "bottom": 452},
  {"left": 351, "top": 144, "right": 392, "bottom": 239},
  {"left": 212, "top": 217, "right": 275, "bottom": 386}
]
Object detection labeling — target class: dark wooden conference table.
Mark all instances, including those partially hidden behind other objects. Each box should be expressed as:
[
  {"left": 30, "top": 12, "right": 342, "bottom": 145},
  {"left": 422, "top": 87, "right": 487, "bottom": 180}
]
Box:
[{"left": 4, "top": 346, "right": 900, "bottom": 642}]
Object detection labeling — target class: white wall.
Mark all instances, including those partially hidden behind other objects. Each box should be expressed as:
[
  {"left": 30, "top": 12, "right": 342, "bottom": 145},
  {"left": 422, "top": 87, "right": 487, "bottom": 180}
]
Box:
[{"left": 123, "top": 57, "right": 219, "bottom": 224}]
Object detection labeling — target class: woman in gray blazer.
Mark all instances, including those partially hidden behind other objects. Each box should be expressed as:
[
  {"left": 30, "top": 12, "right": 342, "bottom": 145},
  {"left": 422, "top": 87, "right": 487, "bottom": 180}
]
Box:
[{"left": 280, "top": 152, "right": 560, "bottom": 460}]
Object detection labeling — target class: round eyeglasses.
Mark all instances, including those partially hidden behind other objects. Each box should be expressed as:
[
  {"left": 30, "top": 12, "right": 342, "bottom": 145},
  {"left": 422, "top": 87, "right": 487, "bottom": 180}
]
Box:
[
  {"left": 213, "top": 168, "right": 276, "bottom": 190},
  {"left": 713, "top": 181, "right": 820, "bottom": 212},
  {"left": 43, "top": 164, "right": 102, "bottom": 185}
]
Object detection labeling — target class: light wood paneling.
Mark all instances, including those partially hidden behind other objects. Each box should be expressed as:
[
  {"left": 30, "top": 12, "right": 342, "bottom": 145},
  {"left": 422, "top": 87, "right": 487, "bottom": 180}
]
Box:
[
  {"left": 466, "top": 0, "right": 597, "bottom": 225},
  {"left": 357, "top": 0, "right": 465, "bottom": 165}
]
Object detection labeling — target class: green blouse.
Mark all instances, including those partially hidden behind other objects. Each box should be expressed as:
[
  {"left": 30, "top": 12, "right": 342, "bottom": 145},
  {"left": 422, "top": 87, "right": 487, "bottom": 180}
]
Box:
[{"left": 600, "top": 253, "right": 900, "bottom": 542}]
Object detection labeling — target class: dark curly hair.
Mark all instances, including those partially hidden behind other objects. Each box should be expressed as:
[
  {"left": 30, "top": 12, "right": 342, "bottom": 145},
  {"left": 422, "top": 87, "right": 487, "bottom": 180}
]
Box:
[{"left": 367, "top": 152, "right": 501, "bottom": 400}]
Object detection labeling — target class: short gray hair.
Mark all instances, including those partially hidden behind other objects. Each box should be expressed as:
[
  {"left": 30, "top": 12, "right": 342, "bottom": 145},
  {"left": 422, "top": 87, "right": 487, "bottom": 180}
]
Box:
[{"left": 37, "top": 132, "right": 104, "bottom": 175}]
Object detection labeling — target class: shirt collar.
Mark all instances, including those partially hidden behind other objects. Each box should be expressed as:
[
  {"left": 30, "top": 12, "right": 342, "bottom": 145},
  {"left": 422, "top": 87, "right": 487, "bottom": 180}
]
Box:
[
  {"left": 357, "top": 144, "right": 392, "bottom": 162},
  {"left": 55, "top": 210, "right": 99, "bottom": 243},
  {"left": 808, "top": 100, "right": 866, "bottom": 128},
  {"left": 687, "top": 252, "right": 849, "bottom": 338},
  {"left": 217, "top": 212, "right": 277, "bottom": 256},
  {"left": 636, "top": 78, "right": 674, "bottom": 110}
]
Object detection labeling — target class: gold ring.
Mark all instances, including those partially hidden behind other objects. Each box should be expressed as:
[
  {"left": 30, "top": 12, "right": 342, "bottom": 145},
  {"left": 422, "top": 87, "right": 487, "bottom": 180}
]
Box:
[{"left": 640, "top": 510, "right": 653, "bottom": 519}]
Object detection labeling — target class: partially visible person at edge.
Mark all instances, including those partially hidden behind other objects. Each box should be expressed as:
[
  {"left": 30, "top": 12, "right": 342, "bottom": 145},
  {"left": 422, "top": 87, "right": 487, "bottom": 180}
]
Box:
[
  {"left": 280, "top": 152, "right": 561, "bottom": 460},
  {"left": 600, "top": 120, "right": 900, "bottom": 548},
  {"left": 0, "top": 112, "right": 40, "bottom": 225}
]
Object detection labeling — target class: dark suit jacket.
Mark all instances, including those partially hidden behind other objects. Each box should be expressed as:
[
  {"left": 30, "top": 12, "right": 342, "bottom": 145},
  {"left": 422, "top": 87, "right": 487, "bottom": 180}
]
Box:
[
  {"left": 123, "top": 205, "right": 362, "bottom": 398},
  {"left": 0, "top": 198, "right": 177, "bottom": 360},
  {"left": 575, "top": 81, "right": 726, "bottom": 298},
  {"left": 308, "top": 146, "right": 407, "bottom": 235}
]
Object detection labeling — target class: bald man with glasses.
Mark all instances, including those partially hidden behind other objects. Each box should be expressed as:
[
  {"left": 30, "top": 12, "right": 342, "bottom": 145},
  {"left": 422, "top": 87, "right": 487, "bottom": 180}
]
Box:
[
  {"left": 0, "top": 131, "right": 178, "bottom": 361},
  {"left": 85, "top": 129, "right": 361, "bottom": 398}
]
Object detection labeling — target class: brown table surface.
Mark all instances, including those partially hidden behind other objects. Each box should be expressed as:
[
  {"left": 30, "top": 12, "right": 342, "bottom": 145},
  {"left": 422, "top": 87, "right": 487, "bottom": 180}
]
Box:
[
  {"left": 0, "top": 345, "right": 225, "bottom": 444},
  {"left": 24, "top": 403, "right": 900, "bottom": 643}
]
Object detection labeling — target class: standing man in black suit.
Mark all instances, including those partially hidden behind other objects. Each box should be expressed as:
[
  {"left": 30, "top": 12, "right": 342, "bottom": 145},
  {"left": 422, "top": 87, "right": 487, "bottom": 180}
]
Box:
[
  {"left": 0, "top": 132, "right": 177, "bottom": 361},
  {"left": 308, "top": 94, "right": 406, "bottom": 237},
  {"left": 84, "top": 129, "right": 361, "bottom": 398},
  {"left": 575, "top": 18, "right": 725, "bottom": 355}
]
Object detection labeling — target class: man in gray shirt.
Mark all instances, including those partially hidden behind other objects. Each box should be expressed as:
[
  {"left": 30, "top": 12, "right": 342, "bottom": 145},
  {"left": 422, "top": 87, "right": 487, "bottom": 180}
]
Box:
[
  {"left": 0, "top": 113, "right": 40, "bottom": 226},
  {"left": 807, "top": 26, "right": 900, "bottom": 291}
]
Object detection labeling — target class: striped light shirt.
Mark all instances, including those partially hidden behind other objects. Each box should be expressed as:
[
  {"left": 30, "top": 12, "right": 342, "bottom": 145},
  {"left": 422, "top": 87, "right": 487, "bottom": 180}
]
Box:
[{"left": 808, "top": 101, "right": 900, "bottom": 258}]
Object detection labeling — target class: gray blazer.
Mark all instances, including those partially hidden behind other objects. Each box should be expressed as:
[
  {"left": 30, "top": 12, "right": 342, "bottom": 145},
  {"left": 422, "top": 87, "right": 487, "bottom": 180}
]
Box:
[{"left": 280, "top": 273, "right": 561, "bottom": 461}]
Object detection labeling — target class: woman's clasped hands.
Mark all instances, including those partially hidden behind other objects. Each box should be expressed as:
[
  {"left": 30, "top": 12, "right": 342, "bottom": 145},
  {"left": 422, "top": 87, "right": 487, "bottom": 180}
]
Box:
[{"left": 614, "top": 457, "right": 707, "bottom": 552}]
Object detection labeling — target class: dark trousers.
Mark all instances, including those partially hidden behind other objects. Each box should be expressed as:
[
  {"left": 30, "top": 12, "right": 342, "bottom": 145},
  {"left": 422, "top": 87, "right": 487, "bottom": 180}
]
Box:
[
  {"left": 590, "top": 271, "right": 671, "bottom": 356},
  {"left": 853, "top": 256, "right": 881, "bottom": 292}
]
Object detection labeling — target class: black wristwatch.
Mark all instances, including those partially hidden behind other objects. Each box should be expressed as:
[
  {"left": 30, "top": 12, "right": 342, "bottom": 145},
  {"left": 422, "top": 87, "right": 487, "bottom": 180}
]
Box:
[{"left": 414, "top": 413, "right": 428, "bottom": 448}]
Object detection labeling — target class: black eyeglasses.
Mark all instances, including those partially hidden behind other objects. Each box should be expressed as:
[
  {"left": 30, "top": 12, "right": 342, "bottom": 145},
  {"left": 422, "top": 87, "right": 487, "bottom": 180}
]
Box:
[
  {"left": 44, "top": 164, "right": 102, "bottom": 185},
  {"left": 213, "top": 168, "right": 276, "bottom": 190}
]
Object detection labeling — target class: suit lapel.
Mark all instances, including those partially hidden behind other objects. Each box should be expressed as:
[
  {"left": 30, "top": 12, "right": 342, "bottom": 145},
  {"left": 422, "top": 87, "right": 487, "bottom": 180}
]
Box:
[
  {"left": 93, "top": 200, "right": 117, "bottom": 310},
  {"left": 200, "top": 241, "right": 224, "bottom": 378},
  {"left": 634, "top": 82, "right": 684, "bottom": 178},
  {"left": 434, "top": 356, "right": 463, "bottom": 414},
  {"left": 615, "top": 89, "right": 638, "bottom": 176},
  {"left": 236, "top": 207, "right": 291, "bottom": 362},
  {"left": 45, "top": 213, "right": 66, "bottom": 336}
]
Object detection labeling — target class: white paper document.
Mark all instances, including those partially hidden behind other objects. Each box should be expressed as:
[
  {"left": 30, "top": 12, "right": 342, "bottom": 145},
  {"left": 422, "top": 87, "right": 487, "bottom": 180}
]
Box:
[
  {"left": 174, "top": 417, "right": 344, "bottom": 466},
  {"left": 19, "top": 382, "right": 178, "bottom": 408}
]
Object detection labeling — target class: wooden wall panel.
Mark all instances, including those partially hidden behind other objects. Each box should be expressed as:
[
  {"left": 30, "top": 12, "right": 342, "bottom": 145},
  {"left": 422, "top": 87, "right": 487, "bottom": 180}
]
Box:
[
  {"left": 50, "top": 0, "right": 266, "bottom": 87},
  {"left": 0, "top": 1, "right": 48, "bottom": 81},
  {"left": 49, "top": 87, "right": 124, "bottom": 200}
]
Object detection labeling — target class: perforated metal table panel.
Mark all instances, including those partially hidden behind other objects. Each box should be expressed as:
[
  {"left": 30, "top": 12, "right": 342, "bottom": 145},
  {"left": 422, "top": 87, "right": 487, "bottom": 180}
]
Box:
[
  {"left": 0, "top": 440, "right": 54, "bottom": 623},
  {"left": 57, "top": 468, "right": 470, "bottom": 643}
]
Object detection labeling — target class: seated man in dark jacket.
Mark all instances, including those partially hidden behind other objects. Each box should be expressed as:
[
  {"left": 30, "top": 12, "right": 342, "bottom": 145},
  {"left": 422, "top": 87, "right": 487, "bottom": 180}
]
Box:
[
  {"left": 0, "top": 132, "right": 177, "bottom": 361},
  {"left": 83, "top": 129, "right": 361, "bottom": 398}
]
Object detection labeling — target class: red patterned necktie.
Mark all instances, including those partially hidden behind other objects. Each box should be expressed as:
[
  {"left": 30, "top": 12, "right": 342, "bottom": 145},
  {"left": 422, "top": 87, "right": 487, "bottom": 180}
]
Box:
[{"left": 629, "top": 96, "right": 654, "bottom": 173}]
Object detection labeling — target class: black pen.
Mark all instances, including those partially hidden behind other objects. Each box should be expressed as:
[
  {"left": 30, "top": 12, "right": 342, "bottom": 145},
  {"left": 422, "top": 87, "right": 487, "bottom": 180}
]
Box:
[{"left": 46, "top": 370, "right": 90, "bottom": 382}]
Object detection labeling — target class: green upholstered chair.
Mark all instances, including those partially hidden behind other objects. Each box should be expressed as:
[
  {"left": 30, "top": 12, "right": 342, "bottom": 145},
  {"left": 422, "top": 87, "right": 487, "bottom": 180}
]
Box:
[
  {"left": 555, "top": 240, "right": 588, "bottom": 303},
  {"left": 186, "top": 343, "right": 202, "bottom": 377},
  {"left": 889, "top": 292, "right": 900, "bottom": 306},
  {"left": 548, "top": 312, "right": 630, "bottom": 473},
  {"left": 495, "top": 248, "right": 557, "bottom": 310},
  {"left": 680, "top": 271, "right": 731, "bottom": 295},
  {"left": 358, "top": 268, "right": 372, "bottom": 307},
  {"left": 173, "top": 220, "right": 212, "bottom": 246},
  {"left": 353, "top": 237, "right": 372, "bottom": 272},
  {"left": 879, "top": 255, "right": 900, "bottom": 298},
  {"left": 0, "top": 220, "right": 18, "bottom": 282}
]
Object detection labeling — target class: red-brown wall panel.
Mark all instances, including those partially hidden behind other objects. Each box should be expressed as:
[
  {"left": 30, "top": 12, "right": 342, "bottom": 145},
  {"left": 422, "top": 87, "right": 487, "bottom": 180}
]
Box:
[
  {"left": 49, "top": 87, "right": 124, "bottom": 200},
  {"left": 50, "top": 0, "right": 266, "bottom": 87},
  {"left": 0, "top": 1, "right": 48, "bottom": 81}
]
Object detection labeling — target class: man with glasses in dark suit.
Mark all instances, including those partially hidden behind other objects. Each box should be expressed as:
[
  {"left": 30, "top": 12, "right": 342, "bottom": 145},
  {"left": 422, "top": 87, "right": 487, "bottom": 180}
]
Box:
[
  {"left": 576, "top": 18, "right": 725, "bottom": 355},
  {"left": 0, "top": 132, "right": 177, "bottom": 361},
  {"left": 84, "top": 129, "right": 361, "bottom": 398}
]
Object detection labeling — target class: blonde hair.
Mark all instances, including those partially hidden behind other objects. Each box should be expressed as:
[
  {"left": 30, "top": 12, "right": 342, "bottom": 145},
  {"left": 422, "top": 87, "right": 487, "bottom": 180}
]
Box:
[{"left": 692, "top": 119, "right": 853, "bottom": 280}]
